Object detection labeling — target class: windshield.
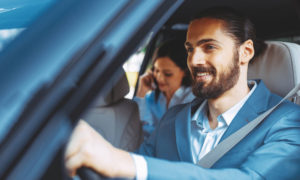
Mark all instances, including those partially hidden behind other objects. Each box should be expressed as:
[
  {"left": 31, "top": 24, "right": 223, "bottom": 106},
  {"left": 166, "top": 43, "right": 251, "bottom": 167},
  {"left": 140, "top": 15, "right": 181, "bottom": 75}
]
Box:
[
  {"left": 0, "top": 0, "right": 57, "bottom": 51},
  {"left": 0, "top": 0, "right": 57, "bottom": 141},
  {"left": 0, "top": 0, "right": 147, "bottom": 144}
]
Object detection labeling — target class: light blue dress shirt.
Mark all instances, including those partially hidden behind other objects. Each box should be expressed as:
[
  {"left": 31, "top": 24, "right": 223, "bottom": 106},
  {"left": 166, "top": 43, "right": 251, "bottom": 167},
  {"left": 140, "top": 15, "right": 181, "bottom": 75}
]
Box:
[
  {"left": 191, "top": 81, "right": 257, "bottom": 163},
  {"left": 132, "top": 81, "right": 257, "bottom": 179},
  {"left": 134, "top": 86, "right": 195, "bottom": 138}
]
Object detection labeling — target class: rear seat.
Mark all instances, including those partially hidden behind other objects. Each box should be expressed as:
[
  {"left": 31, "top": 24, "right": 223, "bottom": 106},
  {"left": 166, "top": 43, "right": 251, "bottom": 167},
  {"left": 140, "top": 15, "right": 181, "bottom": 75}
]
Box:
[{"left": 82, "top": 69, "right": 143, "bottom": 151}]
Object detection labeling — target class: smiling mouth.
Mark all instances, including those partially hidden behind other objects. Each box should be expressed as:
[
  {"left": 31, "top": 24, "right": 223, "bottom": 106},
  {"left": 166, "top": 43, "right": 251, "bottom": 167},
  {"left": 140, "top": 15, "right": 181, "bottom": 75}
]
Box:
[
  {"left": 191, "top": 66, "right": 216, "bottom": 82},
  {"left": 197, "top": 72, "right": 209, "bottom": 76},
  {"left": 194, "top": 72, "right": 213, "bottom": 82}
]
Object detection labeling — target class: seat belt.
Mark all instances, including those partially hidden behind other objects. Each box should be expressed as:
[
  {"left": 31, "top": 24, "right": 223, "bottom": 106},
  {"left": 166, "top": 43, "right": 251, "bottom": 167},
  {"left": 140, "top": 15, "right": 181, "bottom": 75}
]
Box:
[{"left": 197, "top": 84, "right": 300, "bottom": 168}]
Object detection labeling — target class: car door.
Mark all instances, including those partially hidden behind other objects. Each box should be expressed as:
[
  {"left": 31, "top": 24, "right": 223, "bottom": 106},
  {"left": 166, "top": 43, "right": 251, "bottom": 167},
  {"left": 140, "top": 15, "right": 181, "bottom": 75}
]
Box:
[{"left": 0, "top": 0, "right": 184, "bottom": 179}]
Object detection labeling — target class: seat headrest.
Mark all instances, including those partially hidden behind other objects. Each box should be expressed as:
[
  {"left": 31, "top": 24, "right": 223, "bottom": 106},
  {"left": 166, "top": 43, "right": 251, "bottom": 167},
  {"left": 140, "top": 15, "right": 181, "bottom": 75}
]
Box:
[
  {"left": 93, "top": 68, "right": 130, "bottom": 106},
  {"left": 248, "top": 41, "right": 300, "bottom": 99}
]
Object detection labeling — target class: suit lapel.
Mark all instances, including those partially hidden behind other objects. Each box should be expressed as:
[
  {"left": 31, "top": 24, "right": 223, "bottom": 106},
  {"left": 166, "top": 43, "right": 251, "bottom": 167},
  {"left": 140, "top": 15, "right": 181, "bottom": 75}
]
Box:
[
  {"left": 175, "top": 98, "right": 203, "bottom": 162},
  {"left": 174, "top": 81, "right": 272, "bottom": 160},
  {"left": 220, "top": 80, "right": 271, "bottom": 142},
  {"left": 220, "top": 102, "right": 258, "bottom": 141},
  {"left": 175, "top": 103, "right": 193, "bottom": 162}
]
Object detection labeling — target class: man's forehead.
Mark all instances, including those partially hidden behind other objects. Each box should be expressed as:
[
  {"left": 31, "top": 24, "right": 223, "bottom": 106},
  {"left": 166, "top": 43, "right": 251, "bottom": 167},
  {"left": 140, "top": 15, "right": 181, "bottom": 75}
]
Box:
[
  {"left": 190, "top": 17, "right": 224, "bottom": 26},
  {"left": 186, "top": 18, "right": 229, "bottom": 45}
]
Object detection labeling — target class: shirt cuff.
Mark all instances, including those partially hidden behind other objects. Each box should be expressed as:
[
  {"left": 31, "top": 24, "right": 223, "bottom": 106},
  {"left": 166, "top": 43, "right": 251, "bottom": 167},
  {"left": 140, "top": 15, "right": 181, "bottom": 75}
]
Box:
[{"left": 130, "top": 153, "right": 148, "bottom": 180}]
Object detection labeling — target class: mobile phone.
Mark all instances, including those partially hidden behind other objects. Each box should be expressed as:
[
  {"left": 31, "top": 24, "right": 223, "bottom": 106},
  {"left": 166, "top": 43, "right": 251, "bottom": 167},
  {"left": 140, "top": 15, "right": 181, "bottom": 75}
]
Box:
[
  {"left": 150, "top": 67, "right": 158, "bottom": 89},
  {"left": 151, "top": 78, "right": 158, "bottom": 89}
]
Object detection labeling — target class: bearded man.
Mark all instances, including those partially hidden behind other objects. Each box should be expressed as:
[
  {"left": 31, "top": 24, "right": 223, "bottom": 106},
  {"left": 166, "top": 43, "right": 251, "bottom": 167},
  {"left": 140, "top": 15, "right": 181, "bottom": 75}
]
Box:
[{"left": 65, "top": 7, "right": 300, "bottom": 180}]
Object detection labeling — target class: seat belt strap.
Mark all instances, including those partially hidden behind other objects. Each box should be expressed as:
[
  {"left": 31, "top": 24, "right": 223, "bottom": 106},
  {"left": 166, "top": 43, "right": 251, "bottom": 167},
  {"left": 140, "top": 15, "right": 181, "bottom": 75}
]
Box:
[{"left": 197, "top": 84, "right": 300, "bottom": 168}]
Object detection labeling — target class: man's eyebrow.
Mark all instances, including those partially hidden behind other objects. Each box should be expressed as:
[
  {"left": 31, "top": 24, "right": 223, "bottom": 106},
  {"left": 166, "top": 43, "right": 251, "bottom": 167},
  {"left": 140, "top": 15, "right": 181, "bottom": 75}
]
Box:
[{"left": 185, "top": 39, "right": 220, "bottom": 47}]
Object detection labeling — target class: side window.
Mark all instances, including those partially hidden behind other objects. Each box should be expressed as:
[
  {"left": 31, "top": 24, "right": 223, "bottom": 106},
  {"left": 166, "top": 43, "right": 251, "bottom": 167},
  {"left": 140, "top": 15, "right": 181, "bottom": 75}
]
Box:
[
  {"left": 0, "top": 28, "right": 24, "bottom": 51},
  {"left": 123, "top": 32, "right": 155, "bottom": 99},
  {"left": 123, "top": 49, "right": 146, "bottom": 99}
]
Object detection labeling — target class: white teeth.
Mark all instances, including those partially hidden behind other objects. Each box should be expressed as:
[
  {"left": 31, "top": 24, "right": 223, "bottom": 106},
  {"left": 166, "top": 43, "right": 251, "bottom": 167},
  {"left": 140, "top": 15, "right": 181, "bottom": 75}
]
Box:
[{"left": 197, "top": 72, "right": 209, "bottom": 76}]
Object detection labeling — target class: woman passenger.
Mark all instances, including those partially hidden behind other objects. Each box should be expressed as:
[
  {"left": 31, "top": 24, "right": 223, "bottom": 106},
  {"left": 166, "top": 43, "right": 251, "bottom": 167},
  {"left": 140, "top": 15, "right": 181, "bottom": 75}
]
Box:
[{"left": 134, "top": 39, "right": 195, "bottom": 139}]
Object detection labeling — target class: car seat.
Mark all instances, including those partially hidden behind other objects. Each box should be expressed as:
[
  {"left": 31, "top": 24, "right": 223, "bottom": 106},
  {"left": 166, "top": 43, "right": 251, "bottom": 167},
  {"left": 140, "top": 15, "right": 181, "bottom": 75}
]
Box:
[
  {"left": 248, "top": 41, "right": 300, "bottom": 104},
  {"left": 82, "top": 69, "right": 143, "bottom": 152}
]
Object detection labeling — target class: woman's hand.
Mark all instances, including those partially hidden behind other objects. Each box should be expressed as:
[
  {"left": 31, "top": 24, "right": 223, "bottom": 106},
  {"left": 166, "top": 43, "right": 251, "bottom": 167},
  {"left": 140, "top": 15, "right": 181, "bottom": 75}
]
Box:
[
  {"left": 65, "top": 120, "right": 136, "bottom": 178},
  {"left": 136, "top": 71, "right": 156, "bottom": 98}
]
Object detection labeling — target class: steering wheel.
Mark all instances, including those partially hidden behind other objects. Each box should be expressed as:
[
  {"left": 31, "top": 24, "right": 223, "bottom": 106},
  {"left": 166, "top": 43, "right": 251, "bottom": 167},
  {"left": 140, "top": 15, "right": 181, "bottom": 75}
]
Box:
[{"left": 77, "top": 167, "right": 131, "bottom": 180}]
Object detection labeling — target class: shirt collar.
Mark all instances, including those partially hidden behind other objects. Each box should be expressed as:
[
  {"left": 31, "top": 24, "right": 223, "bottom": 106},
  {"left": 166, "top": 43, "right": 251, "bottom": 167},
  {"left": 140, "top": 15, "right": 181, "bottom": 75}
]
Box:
[
  {"left": 159, "top": 86, "right": 185, "bottom": 101},
  {"left": 192, "top": 80, "right": 257, "bottom": 127},
  {"left": 221, "top": 80, "right": 257, "bottom": 125},
  {"left": 192, "top": 100, "right": 207, "bottom": 129},
  {"left": 192, "top": 99, "right": 207, "bottom": 123},
  {"left": 172, "top": 86, "right": 191, "bottom": 98}
]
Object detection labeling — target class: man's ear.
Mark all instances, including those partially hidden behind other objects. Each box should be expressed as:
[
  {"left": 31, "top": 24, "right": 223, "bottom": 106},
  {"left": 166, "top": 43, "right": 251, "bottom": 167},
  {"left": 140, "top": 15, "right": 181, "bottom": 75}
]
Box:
[{"left": 239, "top": 39, "right": 255, "bottom": 64}]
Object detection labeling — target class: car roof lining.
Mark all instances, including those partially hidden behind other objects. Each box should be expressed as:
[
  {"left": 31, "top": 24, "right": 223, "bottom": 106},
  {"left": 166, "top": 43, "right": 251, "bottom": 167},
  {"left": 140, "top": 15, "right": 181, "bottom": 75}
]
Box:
[
  {"left": 165, "top": 0, "right": 300, "bottom": 39},
  {"left": 0, "top": 0, "right": 299, "bottom": 39}
]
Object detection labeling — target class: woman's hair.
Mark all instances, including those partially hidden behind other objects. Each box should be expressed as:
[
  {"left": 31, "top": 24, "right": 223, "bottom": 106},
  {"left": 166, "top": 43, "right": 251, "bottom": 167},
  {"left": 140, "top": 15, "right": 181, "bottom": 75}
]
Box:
[
  {"left": 152, "top": 39, "right": 192, "bottom": 86},
  {"left": 151, "top": 39, "right": 192, "bottom": 100}
]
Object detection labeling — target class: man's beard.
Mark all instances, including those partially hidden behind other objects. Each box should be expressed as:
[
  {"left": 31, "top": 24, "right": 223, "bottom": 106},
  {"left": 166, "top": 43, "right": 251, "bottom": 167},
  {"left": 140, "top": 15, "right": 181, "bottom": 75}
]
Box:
[{"left": 191, "top": 52, "right": 240, "bottom": 99}]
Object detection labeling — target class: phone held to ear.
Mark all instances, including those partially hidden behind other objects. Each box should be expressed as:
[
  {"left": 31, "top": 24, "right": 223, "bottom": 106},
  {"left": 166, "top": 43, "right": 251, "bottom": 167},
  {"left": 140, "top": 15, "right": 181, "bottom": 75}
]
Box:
[
  {"left": 151, "top": 81, "right": 157, "bottom": 89},
  {"left": 150, "top": 68, "right": 157, "bottom": 89}
]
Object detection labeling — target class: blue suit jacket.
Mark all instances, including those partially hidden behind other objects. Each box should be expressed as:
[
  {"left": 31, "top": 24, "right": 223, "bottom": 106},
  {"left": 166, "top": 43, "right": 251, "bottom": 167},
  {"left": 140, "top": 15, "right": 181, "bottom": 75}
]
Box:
[{"left": 137, "top": 80, "right": 300, "bottom": 179}]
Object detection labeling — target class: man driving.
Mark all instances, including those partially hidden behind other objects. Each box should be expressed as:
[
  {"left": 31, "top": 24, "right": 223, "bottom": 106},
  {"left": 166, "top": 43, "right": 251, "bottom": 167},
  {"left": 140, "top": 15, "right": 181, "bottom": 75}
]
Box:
[{"left": 65, "top": 7, "right": 300, "bottom": 180}]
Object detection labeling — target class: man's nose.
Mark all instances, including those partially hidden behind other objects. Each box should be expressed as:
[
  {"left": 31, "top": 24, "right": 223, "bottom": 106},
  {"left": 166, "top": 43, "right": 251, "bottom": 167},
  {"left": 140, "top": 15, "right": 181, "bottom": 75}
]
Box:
[{"left": 189, "top": 49, "right": 206, "bottom": 65}]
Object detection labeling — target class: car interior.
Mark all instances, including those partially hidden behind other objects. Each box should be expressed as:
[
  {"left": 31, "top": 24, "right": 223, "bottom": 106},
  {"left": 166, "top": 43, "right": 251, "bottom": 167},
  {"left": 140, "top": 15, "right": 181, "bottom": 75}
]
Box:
[
  {"left": 82, "top": 68, "right": 143, "bottom": 152},
  {"left": 248, "top": 41, "right": 300, "bottom": 104},
  {"left": 0, "top": 0, "right": 299, "bottom": 179}
]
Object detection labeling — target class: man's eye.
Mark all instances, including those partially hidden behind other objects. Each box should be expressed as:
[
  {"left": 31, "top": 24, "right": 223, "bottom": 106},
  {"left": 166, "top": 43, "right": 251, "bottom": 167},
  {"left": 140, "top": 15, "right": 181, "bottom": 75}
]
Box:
[{"left": 205, "top": 45, "right": 216, "bottom": 50}]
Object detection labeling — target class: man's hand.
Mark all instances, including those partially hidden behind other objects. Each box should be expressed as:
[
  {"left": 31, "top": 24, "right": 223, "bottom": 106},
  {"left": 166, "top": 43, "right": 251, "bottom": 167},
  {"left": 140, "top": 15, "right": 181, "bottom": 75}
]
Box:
[{"left": 65, "top": 120, "right": 136, "bottom": 178}]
